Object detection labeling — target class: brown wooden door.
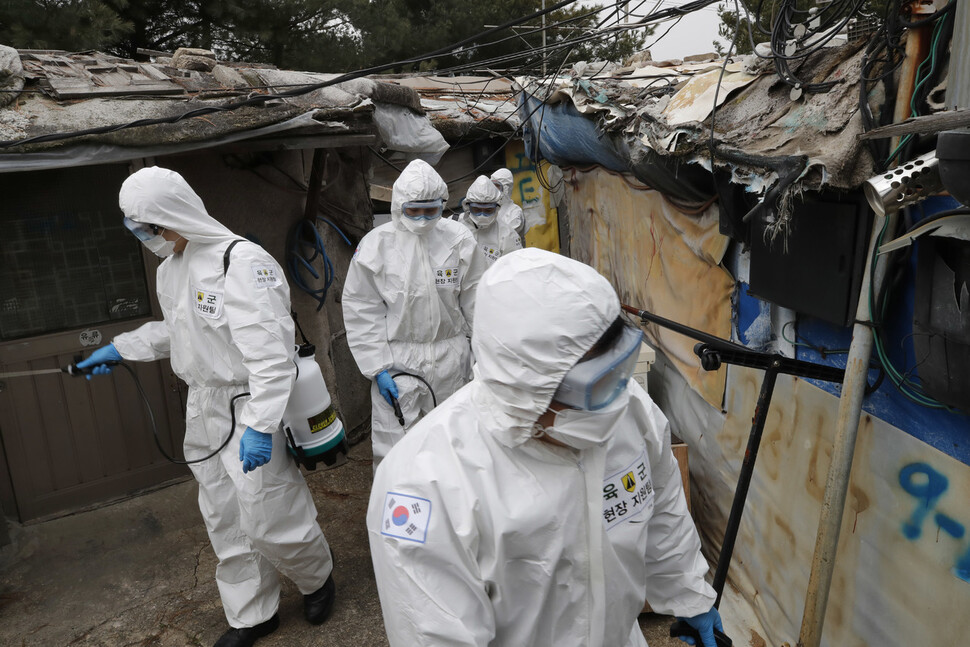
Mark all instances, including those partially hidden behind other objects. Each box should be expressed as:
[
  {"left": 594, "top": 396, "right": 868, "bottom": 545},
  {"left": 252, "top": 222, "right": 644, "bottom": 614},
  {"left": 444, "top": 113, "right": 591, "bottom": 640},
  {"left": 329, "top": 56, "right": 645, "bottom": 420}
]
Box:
[
  {"left": 0, "top": 324, "right": 188, "bottom": 521},
  {"left": 0, "top": 164, "right": 189, "bottom": 522}
]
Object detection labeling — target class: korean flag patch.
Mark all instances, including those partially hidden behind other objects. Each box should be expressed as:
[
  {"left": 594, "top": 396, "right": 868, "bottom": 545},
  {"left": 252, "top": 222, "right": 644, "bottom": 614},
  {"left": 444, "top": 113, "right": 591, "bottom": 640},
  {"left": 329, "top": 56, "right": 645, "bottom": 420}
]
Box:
[{"left": 381, "top": 492, "right": 432, "bottom": 543}]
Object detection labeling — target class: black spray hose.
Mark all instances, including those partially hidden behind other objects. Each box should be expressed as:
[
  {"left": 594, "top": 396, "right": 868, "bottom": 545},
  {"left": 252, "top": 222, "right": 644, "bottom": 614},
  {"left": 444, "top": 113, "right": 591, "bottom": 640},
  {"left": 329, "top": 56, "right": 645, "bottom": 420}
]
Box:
[
  {"left": 66, "top": 359, "right": 248, "bottom": 465},
  {"left": 388, "top": 371, "right": 438, "bottom": 428}
]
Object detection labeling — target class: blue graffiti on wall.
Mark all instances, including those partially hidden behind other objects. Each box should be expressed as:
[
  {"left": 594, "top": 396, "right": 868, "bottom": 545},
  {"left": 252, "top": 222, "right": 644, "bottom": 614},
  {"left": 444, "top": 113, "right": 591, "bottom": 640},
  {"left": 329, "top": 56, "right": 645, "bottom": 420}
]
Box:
[
  {"left": 899, "top": 462, "right": 970, "bottom": 582},
  {"left": 511, "top": 152, "right": 541, "bottom": 207}
]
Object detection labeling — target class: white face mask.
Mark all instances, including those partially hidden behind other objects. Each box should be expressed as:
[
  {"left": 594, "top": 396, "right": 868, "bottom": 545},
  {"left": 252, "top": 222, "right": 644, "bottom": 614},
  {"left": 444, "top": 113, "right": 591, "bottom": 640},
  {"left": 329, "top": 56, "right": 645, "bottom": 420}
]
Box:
[
  {"left": 541, "top": 388, "right": 630, "bottom": 450},
  {"left": 143, "top": 234, "right": 177, "bottom": 257},
  {"left": 400, "top": 215, "right": 440, "bottom": 235},
  {"left": 470, "top": 212, "right": 498, "bottom": 228}
]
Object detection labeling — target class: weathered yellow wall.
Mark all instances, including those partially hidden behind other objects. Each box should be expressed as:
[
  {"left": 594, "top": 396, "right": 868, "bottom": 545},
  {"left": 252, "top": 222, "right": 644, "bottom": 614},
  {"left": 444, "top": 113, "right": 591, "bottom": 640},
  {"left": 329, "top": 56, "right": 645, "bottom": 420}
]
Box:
[
  {"left": 565, "top": 167, "right": 732, "bottom": 408},
  {"left": 504, "top": 140, "right": 559, "bottom": 252}
]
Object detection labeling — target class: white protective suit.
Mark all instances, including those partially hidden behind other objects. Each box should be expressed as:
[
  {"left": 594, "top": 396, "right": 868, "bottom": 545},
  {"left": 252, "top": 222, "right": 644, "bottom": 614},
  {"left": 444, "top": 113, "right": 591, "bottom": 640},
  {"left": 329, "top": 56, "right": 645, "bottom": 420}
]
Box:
[
  {"left": 112, "top": 167, "right": 333, "bottom": 628},
  {"left": 490, "top": 168, "right": 526, "bottom": 243},
  {"left": 343, "top": 159, "right": 486, "bottom": 466},
  {"left": 457, "top": 175, "right": 522, "bottom": 267},
  {"left": 367, "top": 248, "right": 715, "bottom": 647}
]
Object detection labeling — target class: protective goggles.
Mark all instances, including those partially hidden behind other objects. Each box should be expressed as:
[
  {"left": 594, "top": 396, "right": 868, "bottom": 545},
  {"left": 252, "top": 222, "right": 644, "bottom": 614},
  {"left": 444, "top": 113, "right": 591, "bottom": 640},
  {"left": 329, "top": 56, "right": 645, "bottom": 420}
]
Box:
[
  {"left": 553, "top": 323, "right": 644, "bottom": 411},
  {"left": 123, "top": 217, "right": 161, "bottom": 241},
  {"left": 402, "top": 199, "right": 444, "bottom": 220},
  {"left": 467, "top": 202, "right": 499, "bottom": 217}
]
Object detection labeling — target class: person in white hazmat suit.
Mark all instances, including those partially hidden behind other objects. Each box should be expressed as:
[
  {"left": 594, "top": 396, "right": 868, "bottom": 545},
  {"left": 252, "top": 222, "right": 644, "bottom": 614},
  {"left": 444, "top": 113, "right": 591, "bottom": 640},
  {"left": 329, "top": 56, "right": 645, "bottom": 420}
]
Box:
[
  {"left": 366, "top": 248, "right": 723, "bottom": 647},
  {"left": 490, "top": 167, "right": 526, "bottom": 243},
  {"left": 76, "top": 167, "right": 336, "bottom": 647},
  {"left": 457, "top": 175, "right": 522, "bottom": 266},
  {"left": 343, "top": 159, "right": 486, "bottom": 468}
]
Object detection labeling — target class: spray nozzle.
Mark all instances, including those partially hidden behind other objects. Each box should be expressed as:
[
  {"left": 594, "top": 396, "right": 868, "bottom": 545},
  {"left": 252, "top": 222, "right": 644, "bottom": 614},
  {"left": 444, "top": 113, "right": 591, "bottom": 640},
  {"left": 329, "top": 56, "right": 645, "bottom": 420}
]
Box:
[
  {"left": 63, "top": 354, "right": 120, "bottom": 377},
  {"left": 390, "top": 396, "right": 405, "bottom": 427}
]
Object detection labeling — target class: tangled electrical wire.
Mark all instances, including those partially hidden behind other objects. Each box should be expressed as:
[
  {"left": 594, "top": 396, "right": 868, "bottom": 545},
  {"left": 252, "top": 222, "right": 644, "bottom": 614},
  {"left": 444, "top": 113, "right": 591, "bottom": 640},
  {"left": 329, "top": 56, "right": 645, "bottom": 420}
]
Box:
[
  {"left": 728, "top": 0, "right": 869, "bottom": 95},
  {"left": 858, "top": 0, "right": 956, "bottom": 169}
]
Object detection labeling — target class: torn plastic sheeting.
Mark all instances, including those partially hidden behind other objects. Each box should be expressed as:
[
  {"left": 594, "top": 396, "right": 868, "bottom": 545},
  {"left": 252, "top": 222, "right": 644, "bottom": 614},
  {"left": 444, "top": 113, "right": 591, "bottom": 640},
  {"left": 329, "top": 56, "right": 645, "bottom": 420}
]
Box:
[
  {"left": 0, "top": 111, "right": 362, "bottom": 174},
  {"left": 518, "top": 90, "right": 629, "bottom": 172},
  {"left": 544, "top": 85, "right": 629, "bottom": 125},
  {"left": 373, "top": 101, "right": 449, "bottom": 165}
]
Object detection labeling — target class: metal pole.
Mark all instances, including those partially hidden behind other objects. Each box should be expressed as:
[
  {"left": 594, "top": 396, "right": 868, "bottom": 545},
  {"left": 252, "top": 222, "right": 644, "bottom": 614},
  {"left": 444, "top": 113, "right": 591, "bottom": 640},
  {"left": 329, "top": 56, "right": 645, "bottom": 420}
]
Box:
[
  {"left": 711, "top": 364, "right": 780, "bottom": 607},
  {"left": 542, "top": 0, "right": 547, "bottom": 77},
  {"left": 797, "top": 209, "right": 898, "bottom": 647},
  {"left": 945, "top": 0, "right": 970, "bottom": 110}
]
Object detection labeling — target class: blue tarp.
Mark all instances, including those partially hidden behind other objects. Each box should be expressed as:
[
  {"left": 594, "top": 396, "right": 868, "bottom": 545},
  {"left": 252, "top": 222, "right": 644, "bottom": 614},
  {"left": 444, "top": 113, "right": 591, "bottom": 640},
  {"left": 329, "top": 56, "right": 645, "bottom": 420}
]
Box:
[
  {"left": 517, "top": 89, "right": 715, "bottom": 203},
  {"left": 518, "top": 91, "right": 630, "bottom": 173}
]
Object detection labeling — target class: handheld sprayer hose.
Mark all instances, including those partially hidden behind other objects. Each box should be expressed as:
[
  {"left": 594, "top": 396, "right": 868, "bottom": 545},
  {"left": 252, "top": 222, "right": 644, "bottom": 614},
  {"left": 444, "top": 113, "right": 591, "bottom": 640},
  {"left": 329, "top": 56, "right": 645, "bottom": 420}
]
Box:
[{"left": 117, "top": 362, "right": 249, "bottom": 465}]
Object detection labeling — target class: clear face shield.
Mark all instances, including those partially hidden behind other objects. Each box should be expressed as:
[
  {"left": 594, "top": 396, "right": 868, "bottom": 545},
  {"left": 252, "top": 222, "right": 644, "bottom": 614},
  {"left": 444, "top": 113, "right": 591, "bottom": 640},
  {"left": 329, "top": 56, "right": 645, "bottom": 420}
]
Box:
[
  {"left": 552, "top": 322, "right": 644, "bottom": 411},
  {"left": 123, "top": 217, "right": 160, "bottom": 241},
  {"left": 123, "top": 217, "right": 177, "bottom": 257}
]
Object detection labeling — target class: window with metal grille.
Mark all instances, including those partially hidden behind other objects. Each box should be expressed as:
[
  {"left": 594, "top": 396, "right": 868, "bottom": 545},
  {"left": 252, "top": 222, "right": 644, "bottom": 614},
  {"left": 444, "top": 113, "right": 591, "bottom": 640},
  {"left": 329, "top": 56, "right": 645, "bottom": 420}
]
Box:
[{"left": 0, "top": 165, "right": 151, "bottom": 340}]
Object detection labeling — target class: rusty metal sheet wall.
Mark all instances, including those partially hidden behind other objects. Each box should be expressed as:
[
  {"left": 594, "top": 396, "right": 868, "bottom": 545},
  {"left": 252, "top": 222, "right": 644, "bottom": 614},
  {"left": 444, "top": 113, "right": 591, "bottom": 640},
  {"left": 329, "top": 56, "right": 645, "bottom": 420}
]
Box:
[{"left": 650, "top": 328, "right": 970, "bottom": 647}]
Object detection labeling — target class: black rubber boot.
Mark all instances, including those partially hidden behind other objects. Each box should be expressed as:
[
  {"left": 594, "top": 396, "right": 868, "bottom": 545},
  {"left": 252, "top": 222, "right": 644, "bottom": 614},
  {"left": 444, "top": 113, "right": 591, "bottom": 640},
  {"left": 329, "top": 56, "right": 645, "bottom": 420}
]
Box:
[
  {"left": 303, "top": 575, "right": 336, "bottom": 625},
  {"left": 213, "top": 613, "right": 280, "bottom": 647}
]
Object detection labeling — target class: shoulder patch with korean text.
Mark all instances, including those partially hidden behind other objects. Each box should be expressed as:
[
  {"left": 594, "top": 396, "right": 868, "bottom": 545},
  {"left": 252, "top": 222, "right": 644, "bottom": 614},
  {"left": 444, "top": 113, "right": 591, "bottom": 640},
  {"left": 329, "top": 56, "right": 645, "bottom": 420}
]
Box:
[
  {"left": 480, "top": 244, "right": 500, "bottom": 263},
  {"left": 602, "top": 448, "right": 654, "bottom": 530},
  {"left": 381, "top": 492, "right": 432, "bottom": 543},
  {"left": 434, "top": 266, "right": 460, "bottom": 287},
  {"left": 250, "top": 263, "right": 282, "bottom": 288},
  {"left": 194, "top": 288, "right": 224, "bottom": 319}
]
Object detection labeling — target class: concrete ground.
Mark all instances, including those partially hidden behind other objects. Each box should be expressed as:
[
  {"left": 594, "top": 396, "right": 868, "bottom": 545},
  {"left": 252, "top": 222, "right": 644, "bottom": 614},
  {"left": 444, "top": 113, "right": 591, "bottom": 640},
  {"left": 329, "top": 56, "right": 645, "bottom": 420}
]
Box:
[{"left": 0, "top": 440, "right": 685, "bottom": 647}]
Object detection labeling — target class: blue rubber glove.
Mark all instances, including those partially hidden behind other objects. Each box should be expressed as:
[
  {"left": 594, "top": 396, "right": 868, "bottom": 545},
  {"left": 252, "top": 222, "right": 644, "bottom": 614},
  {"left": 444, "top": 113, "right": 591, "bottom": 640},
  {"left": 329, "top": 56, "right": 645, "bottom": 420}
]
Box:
[
  {"left": 239, "top": 427, "right": 273, "bottom": 473},
  {"left": 376, "top": 370, "right": 399, "bottom": 406},
  {"left": 677, "top": 607, "right": 724, "bottom": 647},
  {"left": 75, "top": 343, "right": 123, "bottom": 380}
]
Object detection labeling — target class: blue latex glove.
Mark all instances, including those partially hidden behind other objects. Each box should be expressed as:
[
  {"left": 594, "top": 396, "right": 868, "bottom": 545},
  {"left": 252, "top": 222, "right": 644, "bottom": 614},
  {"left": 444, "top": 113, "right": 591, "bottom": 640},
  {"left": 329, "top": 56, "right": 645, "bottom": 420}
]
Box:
[
  {"left": 239, "top": 427, "right": 273, "bottom": 473},
  {"left": 677, "top": 607, "right": 724, "bottom": 647},
  {"left": 75, "top": 343, "right": 123, "bottom": 380},
  {"left": 376, "top": 370, "right": 399, "bottom": 406}
]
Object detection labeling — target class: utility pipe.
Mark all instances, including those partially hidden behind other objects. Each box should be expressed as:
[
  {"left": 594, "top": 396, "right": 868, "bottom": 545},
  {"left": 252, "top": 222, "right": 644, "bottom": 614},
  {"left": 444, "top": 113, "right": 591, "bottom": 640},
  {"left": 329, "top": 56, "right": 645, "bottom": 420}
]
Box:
[
  {"left": 890, "top": 23, "right": 930, "bottom": 154},
  {"left": 796, "top": 209, "right": 898, "bottom": 647}
]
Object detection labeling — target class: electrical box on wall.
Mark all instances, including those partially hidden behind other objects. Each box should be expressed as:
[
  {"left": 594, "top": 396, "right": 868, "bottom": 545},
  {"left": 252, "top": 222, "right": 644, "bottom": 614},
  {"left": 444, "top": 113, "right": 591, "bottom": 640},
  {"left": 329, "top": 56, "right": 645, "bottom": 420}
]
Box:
[{"left": 748, "top": 191, "right": 873, "bottom": 327}]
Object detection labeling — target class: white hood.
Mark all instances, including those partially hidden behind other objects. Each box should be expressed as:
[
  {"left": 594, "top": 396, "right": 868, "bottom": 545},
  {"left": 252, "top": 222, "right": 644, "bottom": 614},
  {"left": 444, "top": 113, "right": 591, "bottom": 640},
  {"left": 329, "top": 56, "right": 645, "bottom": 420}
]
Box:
[
  {"left": 490, "top": 167, "right": 513, "bottom": 191},
  {"left": 471, "top": 248, "right": 620, "bottom": 445},
  {"left": 389, "top": 159, "right": 449, "bottom": 232},
  {"left": 466, "top": 174, "right": 503, "bottom": 204},
  {"left": 119, "top": 166, "right": 235, "bottom": 244}
]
